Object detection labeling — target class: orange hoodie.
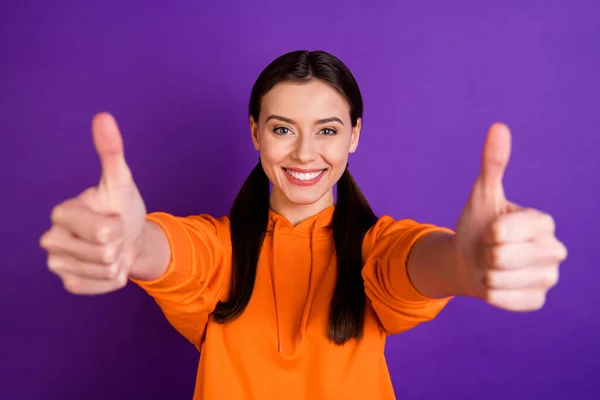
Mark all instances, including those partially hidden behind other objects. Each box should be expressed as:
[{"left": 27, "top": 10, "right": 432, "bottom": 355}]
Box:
[{"left": 131, "top": 205, "right": 453, "bottom": 399}]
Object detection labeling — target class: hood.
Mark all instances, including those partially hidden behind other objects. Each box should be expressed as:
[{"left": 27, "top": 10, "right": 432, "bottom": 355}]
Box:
[{"left": 266, "top": 205, "right": 335, "bottom": 353}]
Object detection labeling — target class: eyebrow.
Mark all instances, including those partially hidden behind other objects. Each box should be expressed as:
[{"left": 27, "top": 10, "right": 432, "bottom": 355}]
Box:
[{"left": 265, "top": 114, "right": 344, "bottom": 126}]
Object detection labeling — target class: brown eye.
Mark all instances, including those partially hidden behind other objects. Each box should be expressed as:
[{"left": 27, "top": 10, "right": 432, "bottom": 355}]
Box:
[{"left": 320, "top": 128, "right": 337, "bottom": 135}]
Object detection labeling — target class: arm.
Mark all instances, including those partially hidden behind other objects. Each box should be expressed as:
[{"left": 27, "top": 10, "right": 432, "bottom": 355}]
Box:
[
  {"left": 128, "top": 212, "right": 230, "bottom": 349},
  {"left": 406, "top": 231, "right": 468, "bottom": 299},
  {"left": 362, "top": 217, "right": 453, "bottom": 335}
]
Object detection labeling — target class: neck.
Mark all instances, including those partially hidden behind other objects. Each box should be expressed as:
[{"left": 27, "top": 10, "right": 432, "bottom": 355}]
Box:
[{"left": 269, "top": 188, "right": 334, "bottom": 226}]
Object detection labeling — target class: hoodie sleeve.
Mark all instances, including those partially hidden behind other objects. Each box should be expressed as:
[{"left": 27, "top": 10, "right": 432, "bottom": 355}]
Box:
[
  {"left": 362, "top": 216, "right": 453, "bottom": 335},
  {"left": 129, "top": 212, "right": 231, "bottom": 350}
]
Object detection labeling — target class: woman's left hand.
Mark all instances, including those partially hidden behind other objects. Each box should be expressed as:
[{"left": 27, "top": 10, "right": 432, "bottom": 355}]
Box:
[{"left": 453, "top": 123, "right": 568, "bottom": 311}]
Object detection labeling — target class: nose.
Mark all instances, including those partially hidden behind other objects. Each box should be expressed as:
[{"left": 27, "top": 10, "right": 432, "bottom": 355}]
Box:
[{"left": 293, "top": 134, "right": 318, "bottom": 163}]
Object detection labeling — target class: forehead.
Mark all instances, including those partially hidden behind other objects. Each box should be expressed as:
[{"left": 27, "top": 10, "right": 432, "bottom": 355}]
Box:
[{"left": 260, "top": 79, "right": 350, "bottom": 122}]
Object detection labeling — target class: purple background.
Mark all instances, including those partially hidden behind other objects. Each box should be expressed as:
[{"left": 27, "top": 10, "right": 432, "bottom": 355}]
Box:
[{"left": 2, "top": 1, "right": 599, "bottom": 399}]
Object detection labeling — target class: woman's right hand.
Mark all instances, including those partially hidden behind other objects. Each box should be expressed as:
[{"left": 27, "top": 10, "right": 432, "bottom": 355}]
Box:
[{"left": 40, "top": 113, "right": 149, "bottom": 295}]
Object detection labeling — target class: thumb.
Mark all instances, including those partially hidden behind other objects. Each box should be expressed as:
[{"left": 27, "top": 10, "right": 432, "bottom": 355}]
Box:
[
  {"left": 91, "top": 112, "right": 132, "bottom": 190},
  {"left": 478, "top": 122, "right": 512, "bottom": 201}
]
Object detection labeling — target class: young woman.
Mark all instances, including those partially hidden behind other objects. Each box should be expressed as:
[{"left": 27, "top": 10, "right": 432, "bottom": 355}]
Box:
[{"left": 40, "top": 50, "right": 567, "bottom": 399}]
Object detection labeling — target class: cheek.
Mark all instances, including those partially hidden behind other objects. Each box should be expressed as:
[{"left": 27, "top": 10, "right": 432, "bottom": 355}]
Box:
[
  {"left": 258, "top": 139, "right": 289, "bottom": 184},
  {"left": 320, "top": 138, "right": 351, "bottom": 166},
  {"left": 260, "top": 146, "right": 287, "bottom": 167},
  {"left": 258, "top": 135, "right": 286, "bottom": 162}
]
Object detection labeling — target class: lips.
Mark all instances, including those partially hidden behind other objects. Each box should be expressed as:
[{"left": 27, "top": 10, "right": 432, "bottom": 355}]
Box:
[
  {"left": 283, "top": 168, "right": 326, "bottom": 181},
  {"left": 281, "top": 167, "right": 328, "bottom": 186}
]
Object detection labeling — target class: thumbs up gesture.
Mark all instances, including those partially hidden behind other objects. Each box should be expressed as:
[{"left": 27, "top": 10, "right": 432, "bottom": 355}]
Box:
[
  {"left": 40, "top": 113, "right": 147, "bottom": 295},
  {"left": 454, "top": 123, "right": 567, "bottom": 311}
]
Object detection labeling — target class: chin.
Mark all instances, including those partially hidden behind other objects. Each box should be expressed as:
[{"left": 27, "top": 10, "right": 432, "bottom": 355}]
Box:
[{"left": 283, "top": 190, "right": 329, "bottom": 206}]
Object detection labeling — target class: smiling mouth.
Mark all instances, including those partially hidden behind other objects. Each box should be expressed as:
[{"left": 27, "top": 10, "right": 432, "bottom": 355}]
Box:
[{"left": 283, "top": 168, "right": 326, "bottom": 181}]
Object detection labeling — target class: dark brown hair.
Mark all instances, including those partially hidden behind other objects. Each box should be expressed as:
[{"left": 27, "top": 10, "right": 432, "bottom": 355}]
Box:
[{"left": 212, "top": 50, "right": 378, "bottom": 344}]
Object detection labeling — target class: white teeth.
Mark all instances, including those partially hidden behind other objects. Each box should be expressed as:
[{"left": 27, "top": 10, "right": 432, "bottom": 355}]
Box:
[{"left": 285, "top": 169, "right": 324, "bottom": 181}]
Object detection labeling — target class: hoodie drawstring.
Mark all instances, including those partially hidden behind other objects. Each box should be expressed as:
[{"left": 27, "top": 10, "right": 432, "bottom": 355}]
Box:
[
  {"left": 298, "top": 233, "right": 317, "bottom": 344},
  {"left": 269, "top": 209, "right": 333, "bottom": 354},
  {"left": 270, "top": 219, "right": 283, "bottom": 353}
]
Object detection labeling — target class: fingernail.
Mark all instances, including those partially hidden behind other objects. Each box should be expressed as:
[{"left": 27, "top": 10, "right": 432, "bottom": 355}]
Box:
[
  {"left": 118, "top": 270, "right": 128, "bottom": 285},
  {"left": 98, "top": 226, "right": 111, "bottom": 243},
  {"left": 109, "top": 263, "right": 119, "bottom": 278},
  {"left": 495, "top": 225, "right": 506, "bottom": 242},
  {"left": 104, "top": 246, "right": 116, "bottom": 263},
  {"left": 486, "top": 290, "right": 498, "bottom": 305}
]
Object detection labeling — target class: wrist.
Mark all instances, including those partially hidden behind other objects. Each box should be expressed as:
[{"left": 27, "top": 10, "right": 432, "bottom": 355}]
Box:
[
  {"left": 128, "top": 220, "right": 169, "bottom": 281},
  {"left": 451, "top": 234, "right": 478, "bottom": 298}
]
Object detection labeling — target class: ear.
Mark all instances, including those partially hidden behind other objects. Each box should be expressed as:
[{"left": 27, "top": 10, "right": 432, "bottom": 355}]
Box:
[
  {"left": 349, "top": 118, "right": 361, "bottom": 153},
  {"left": 250, "top": 116, "right": 260, "bottom": 150}
]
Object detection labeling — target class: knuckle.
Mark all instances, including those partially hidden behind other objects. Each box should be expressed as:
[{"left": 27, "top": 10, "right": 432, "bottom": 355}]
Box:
[
  {"left": 80, "top": 187, "right": 97, "bottom": 198},
  {"left": 63, "top": 277, "right": 82, "bottom": 294},
  {"left": 515, "top": 291, "right": 546, "bottom": 312},
  {"left": 50, "top": 199, "right": 75, "bottom": 223},
  {"left": 531, "top": 293, "right": 547, "bottom": 310},
  {"left": 543, "top": 213, "right": 556, "bottom": 233},
  {"left": 50, "top": 204, "right": 62, "bottom": 223},
  {"left": 40, "top": 229, "right": 59, "bottom": 250},
  {"left": 542, "top": 268, "right": 560, "bottom": 288},
  {"left": 47, "top": 255, "right": 62, "bottom": 272},
  {"left": 557, "top": 242, "right": 568, "bottom": 261},
  {"left": 39, "top": 231, "right": 50, "bottom": 249}
]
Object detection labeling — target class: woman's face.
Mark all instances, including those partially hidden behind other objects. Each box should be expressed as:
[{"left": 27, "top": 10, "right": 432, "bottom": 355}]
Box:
[{"left": 250, "top": 79, "right": 361, "bottom": 215}]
